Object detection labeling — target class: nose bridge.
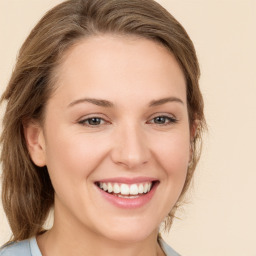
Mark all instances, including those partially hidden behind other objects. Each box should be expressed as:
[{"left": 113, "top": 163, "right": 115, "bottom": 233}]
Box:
[{"left": 111, "top": 120, "right": 150, "bottom": 169}]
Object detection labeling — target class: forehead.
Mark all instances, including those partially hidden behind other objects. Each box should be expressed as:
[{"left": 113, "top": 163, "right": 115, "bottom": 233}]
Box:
[{"left": 51, "top": 34, "right": 186, "bottom": 106}]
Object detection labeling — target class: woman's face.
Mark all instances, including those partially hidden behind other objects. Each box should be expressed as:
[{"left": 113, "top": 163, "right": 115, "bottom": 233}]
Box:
[{"left": 34, "top": 35, "right": 190, "bottom": 242}]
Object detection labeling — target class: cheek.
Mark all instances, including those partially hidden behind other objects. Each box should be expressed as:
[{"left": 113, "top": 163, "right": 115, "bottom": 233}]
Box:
[
  {"left": 43, "top": 131, "right": 108, "bottom": 216},
  {"left": 152, "top": 131, "right": 190, "bottom": 192},
  {"left": 153, "top": 132, "right": 190, "bottom": 171},
  {"left": 44, "top": 129, "right": 108, "bottom": 185},
  {"left": 47, "top": 136, "right": 99, "bottom": 179}
]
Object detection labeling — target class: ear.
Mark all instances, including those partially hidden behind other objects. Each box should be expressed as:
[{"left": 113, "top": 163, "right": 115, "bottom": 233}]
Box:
[{"left": 23, "top": 120, "right": 46, "bottom": 167}]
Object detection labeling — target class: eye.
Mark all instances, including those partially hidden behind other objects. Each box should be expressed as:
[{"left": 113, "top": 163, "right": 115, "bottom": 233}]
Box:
[
  {"left": 78, "top": 117, "right": 107, "bottom": 127},
  {"left": 148, "top": 115, "right": 177, "bottom": 125}
]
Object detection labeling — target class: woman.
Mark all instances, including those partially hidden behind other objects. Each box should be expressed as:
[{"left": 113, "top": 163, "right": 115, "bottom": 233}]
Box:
[{"left": 0, "top": 0, "right": 205, "bottom": 255}]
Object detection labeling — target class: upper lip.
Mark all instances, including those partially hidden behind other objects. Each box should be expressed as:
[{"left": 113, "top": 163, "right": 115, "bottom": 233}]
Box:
[{"left": 95, "top": 176, "right": 158, "bottom": 184}]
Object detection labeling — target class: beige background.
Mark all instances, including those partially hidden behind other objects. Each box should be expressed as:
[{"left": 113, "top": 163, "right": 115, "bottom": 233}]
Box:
[{"left": 0, "top": 0, "right": 255, "bottom": 255}]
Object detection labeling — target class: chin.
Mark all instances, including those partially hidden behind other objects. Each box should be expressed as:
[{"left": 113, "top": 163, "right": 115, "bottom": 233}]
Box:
[{"left": 98, "top": 218, "right": 159, "bottom": 243}]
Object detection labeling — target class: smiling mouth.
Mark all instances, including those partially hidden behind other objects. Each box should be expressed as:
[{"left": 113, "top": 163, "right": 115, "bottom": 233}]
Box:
[{"left": 95, "top": 181, "right": 158, "bottom": 198}]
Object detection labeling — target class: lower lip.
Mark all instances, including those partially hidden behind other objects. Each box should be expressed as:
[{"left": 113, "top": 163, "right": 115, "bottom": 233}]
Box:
[{"left": 96, "top": 182, "right": 159, "bottom": 209}]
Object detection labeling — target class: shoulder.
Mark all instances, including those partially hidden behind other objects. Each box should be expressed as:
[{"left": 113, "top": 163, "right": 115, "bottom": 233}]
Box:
[
  {"left": 0, "top": 237, "right": 41, "bottom": 256},
  {"left": 159, "top": 237, "right": 181, "bottom": 256},
  {"left": 0, "top": 239, "right": 31, "bottom": 256}
]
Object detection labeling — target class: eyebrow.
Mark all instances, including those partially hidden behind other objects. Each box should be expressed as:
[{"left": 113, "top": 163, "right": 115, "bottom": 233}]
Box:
[
  {"left": 68, "top": 96, "right": 184, "bottom": 108},
  {"left": 68, "top": 98, "right": 114, "bottom": 108},
  {"left": 148, "top": 97, "right": 184, "bottom": 107}
]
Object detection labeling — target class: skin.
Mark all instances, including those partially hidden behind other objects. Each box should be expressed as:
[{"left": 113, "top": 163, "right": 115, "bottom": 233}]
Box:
[{"left": 25, "top": 35, "right": 191, "bottom": 256}]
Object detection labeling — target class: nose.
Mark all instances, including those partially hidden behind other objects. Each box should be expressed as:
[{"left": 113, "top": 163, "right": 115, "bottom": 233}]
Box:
[{"left": 110, "top": 123, "right": 151, "bottom": 169}]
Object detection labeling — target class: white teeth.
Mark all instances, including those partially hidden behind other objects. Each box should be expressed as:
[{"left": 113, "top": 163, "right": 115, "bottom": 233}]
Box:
[
  {"left": 120, "top": 184, "right": 130, "bottom": 195},
  {"left": 143, "top": 183, "right": 149, "bottom": 193},
  {"left": 98, "top": 182, "right": 154, "bottom": 196},
  {"left": 138, "top": 184, "right": 144, "bottom": 194},
  {"left": 130, "top": 184, "right": 139, "bottom": 195},
  {"left": 103, "top": 183, "right": 108, "bottom": 191},
  {"left": 113, "top": 183, "right": 120, "bottom": 193},
  {"left": 107, "top": 183, "right": 113, "bottom": 193}
]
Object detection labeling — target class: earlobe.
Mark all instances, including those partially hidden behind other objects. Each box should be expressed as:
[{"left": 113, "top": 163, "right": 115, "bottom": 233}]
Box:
[{"left": 23, "top": 120, "right": 46, "bottom": 167}]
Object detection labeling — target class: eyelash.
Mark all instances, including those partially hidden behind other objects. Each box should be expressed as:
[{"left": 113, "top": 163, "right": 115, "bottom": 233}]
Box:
[
  {"left": 78, "top": 117, "right": 108, "bottom": 126},
  {"left": 78, "top": 115, "right": 177, "bottom": 127},
  {"left": 147, "top": 115, "right": 177, "bottom": 126}
]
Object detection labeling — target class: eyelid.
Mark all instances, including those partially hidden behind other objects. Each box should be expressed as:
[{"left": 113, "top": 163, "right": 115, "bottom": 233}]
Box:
[
  {"left": 148, "top": 112, "right": 177, "bottom": 120},
  {"left": 77, "top": 113, "right": 111, "bottom": 127},
  {"left": 76, "top": 112, "right": 178, "bottom": 127},
  {"left": 147, "top": 113, "right": 178, "bottom": 125}
]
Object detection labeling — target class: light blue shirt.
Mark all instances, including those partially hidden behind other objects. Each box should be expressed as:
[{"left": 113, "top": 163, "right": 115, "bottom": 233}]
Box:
[
  {"left": 0, "top": 237, "right": 180, "bottom": 256},
  {"left": 0, "top": 237, "right": 41, "bottom": 256}
]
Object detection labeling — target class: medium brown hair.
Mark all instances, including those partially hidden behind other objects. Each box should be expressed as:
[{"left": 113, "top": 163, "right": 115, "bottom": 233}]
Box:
[{"left": 1, "top": 0, "right": 205, "bottom": 242}]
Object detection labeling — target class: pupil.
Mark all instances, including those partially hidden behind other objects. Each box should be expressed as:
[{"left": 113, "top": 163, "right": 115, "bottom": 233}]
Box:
[
  {"left": 155, "top": 116, "right": 165, "bottom": 124},
  {"left": 89, "top": 118, "right": 101, "bottom": 125}
]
